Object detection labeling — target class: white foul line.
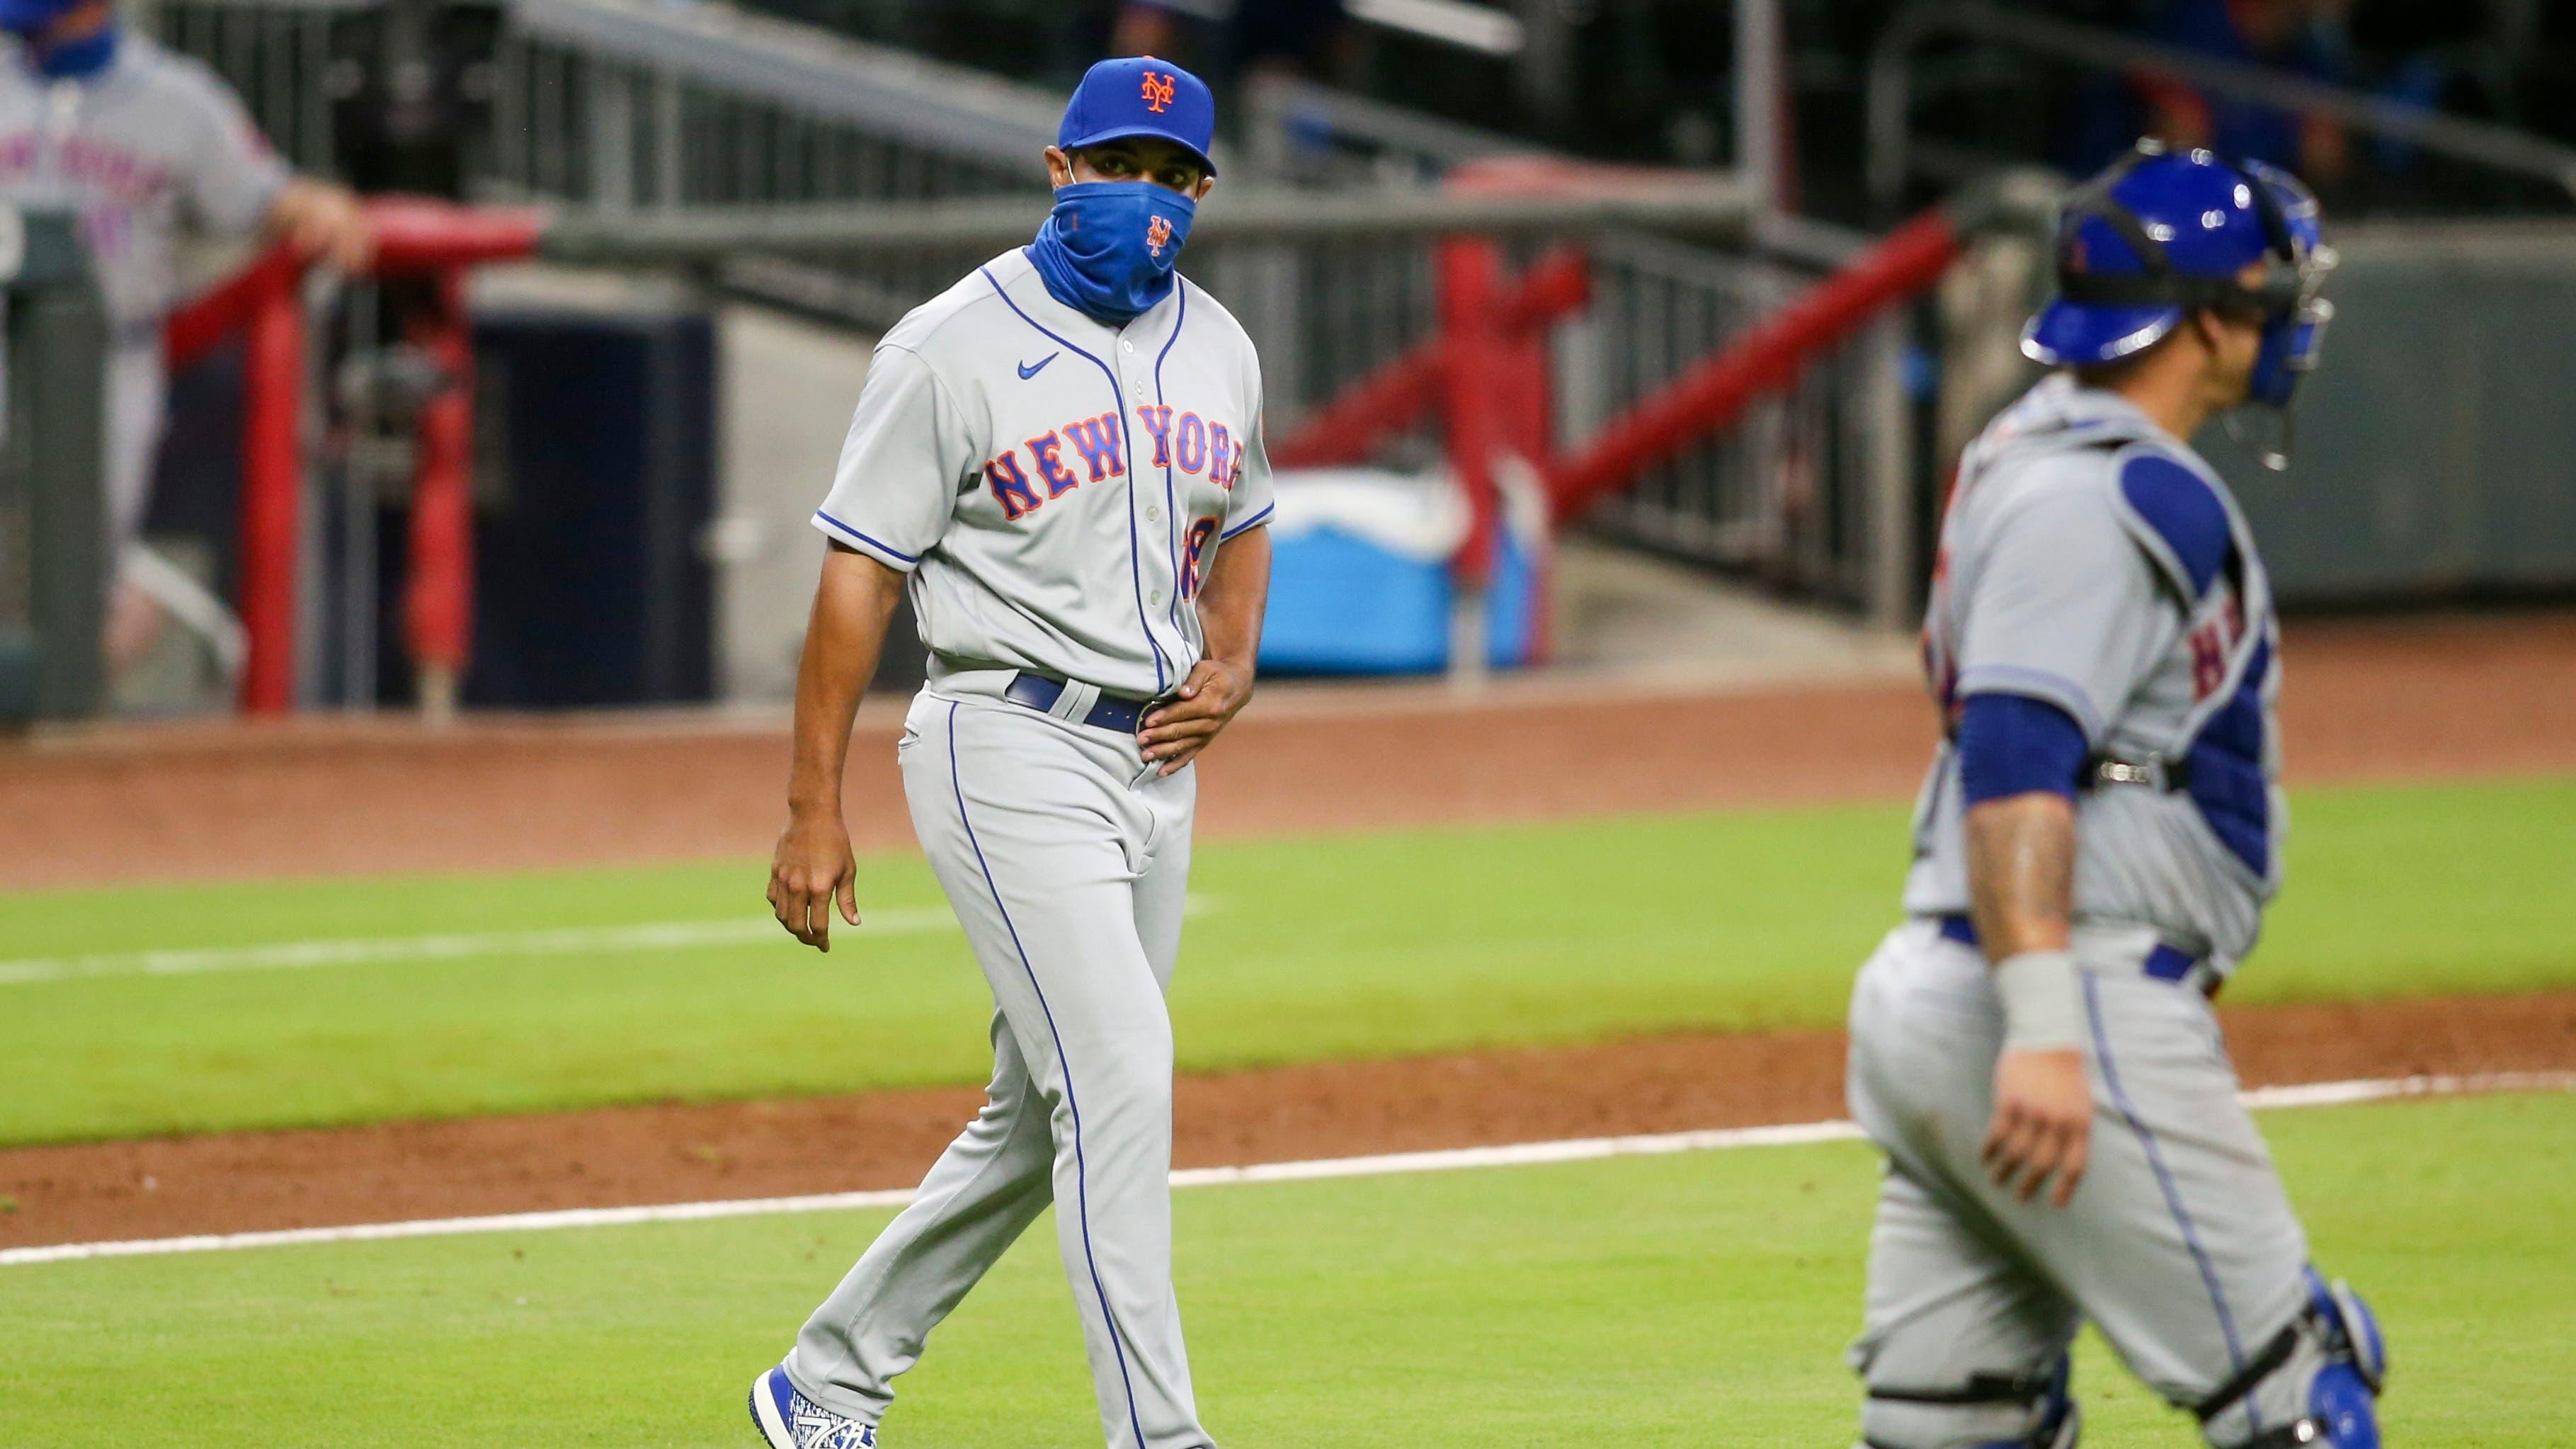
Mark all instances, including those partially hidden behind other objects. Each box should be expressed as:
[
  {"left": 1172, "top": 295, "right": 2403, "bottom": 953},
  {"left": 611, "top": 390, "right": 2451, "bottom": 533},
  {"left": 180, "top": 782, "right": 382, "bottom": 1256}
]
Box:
[
  {"left": 0, "top": 916, "right": 915, "bottom": 985},
  {"left": 4, "top": 1070, "right": 2566, "bottom": 1270},
  {"left": 0, "top": 898, "right": 1218, "bottom": 987}
]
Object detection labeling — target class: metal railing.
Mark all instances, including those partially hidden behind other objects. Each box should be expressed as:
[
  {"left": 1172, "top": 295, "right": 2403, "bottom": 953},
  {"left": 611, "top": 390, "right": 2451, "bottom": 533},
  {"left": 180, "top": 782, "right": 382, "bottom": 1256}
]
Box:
[
  {"left": 1563, "top": 231, "right": 1910, "bottom": 618},
  {"left": 1867, "top": 1, "right": 2576, "bottom": 214},
  {"left": 564, "top": 189, "right": 1915, "bottom": 621},
  {"left": 142, "top": 0, "right": 1920, "bottom": 620},
  {"left": 1243, "top": 75, "right": 1916, "bottom": 620},
  {"left": 139, "top": 0, "right": 1064, "bottom": 205},
  {"left": 489, "top": 0, "right": 1061, "bottom": 208},
  {"left": 135, "top": 0, "right": 357, "bottom": 176},
  {"left": 1243, "top": 74, "right": 1532, "bottom": 187},
  {"left": 537, "top": 184, "right": 1761, "bottom": 437},
  {"left": 140, "top": 0, "right": 1071, "bottom": 335}
]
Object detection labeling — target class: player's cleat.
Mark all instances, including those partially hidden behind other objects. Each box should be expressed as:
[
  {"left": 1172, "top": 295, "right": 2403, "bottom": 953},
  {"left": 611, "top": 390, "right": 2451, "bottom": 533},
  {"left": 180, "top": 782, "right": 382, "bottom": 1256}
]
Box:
[{"left": 748, "top": 1362, "right": 878, "bottom": 1449}]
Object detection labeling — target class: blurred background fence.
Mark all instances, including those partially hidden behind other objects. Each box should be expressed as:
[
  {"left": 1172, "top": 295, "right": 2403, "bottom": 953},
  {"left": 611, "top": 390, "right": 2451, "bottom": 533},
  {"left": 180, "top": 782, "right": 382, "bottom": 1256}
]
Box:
[
  {"left": 6, "top": 0, "right": 2565, "bottom": 724},
  {"left": 132, "top": 0, "right": 1921, "bottom": 632},
  {"left": 1867, "top": 0, "right": 2576, "bottom": 219},
  {"left": 139, "top": 0, "right": 1910, "bottom": 620}
]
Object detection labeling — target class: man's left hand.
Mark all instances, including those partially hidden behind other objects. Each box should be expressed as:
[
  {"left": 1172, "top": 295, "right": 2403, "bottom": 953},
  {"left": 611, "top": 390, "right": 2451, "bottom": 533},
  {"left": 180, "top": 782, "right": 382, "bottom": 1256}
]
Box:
[{"left": 1138, "top": 659, "right": 1253, "bottom": 775}]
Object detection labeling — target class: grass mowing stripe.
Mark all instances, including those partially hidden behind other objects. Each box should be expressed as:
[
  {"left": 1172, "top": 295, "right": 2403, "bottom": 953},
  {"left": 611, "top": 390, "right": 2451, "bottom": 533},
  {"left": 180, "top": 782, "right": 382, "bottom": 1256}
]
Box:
[
  {"left": 0, "top": 897, "right": 1218, "bottom": 985},
  {"left": 10, "top": 1070, "right": 2563, "bottom": 1270},
  {"left": 4, "top": 776, "right": 2567, "bottom": 1146}
]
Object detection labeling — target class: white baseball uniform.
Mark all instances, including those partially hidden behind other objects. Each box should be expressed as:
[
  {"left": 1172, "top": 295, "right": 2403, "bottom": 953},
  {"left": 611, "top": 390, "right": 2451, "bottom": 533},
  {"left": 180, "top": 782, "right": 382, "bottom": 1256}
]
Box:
[
  {"left": 1846, "top": 375, "right": 2340, "bottom": 1448},
  {"left": 0, "top": 33, "right": 289, "bottom": 550},
  {"left": 783, "top": 245, "right": 1272, "bottom": 1449}
]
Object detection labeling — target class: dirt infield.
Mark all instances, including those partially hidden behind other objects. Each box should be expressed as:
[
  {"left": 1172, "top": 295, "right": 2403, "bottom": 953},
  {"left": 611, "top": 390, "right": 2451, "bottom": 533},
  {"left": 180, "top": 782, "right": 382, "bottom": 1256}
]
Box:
[
  {"left": 2, "top": 613, "right": 2572, "bottom": 890},
  {"left": 4, "top": 990, "right": 2572, "bottom": 1250},
  {"left": 1, "top": 611, "right": 2571, "bottom": 1250}
]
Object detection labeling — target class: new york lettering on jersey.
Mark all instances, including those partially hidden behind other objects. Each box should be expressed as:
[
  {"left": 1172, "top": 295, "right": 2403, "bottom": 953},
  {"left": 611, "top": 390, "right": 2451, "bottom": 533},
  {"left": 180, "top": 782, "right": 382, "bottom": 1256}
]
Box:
[
  {"left": 984, "top": 407, "right": 1246, "bottom": 521},
  {"left": 811, "top": 246, "right": 1274, "bottom": 700},
  {"left": 0, "top": 32, "right": 290, "bottom": 330}
]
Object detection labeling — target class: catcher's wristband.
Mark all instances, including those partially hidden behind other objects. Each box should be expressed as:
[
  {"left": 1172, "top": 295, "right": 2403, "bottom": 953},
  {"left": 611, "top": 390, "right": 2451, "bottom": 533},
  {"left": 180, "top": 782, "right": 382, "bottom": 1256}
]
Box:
[{"left": 1993, "top": 948, "right": 2084, "bottom": 1053}]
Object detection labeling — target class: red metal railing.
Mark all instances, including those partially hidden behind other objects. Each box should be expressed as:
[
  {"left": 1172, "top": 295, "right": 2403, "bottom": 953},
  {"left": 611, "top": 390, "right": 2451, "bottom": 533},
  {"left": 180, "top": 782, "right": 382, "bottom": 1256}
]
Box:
[
  {"left": 1269, "top": 244, "right": 1591, "bottom": 593},
  {"left": 166, "top": 246, "right": 306, "bottom": 714},
  {"left": 166, "top": 186, "right": 1963, "bottom": 709},
  {"left": 1270, "top": 246, "right": 1590, "bottom": 471},
  {"left": 1270, "top": 198, "right": 1966, "bottom": 586},
  {"left": 1541, "top": 208, "right": 1960, "bottom": 526},
  {"left": 162, "top": 198, "right": 543, "bottom": 714}
]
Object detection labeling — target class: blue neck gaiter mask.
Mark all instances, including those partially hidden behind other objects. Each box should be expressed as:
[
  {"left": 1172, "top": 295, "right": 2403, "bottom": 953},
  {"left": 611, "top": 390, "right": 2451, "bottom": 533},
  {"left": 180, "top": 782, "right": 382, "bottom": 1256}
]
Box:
[
  {"left": 1027, "top": 181, "right": 1196, "bottom": 328},
  {"left": 25, "top": 23, "right": 120, "bottom": 79}
]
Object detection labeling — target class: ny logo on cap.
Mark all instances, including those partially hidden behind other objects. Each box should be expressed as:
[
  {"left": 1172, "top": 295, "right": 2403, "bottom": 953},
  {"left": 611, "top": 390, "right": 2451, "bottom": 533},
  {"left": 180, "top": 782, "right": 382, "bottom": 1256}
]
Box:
[
  {"left": 1141, "top": 70, "right": 1177, "bottom": 113},
  {"left": 1146, "top": 215, "right": 1173, "bottom": 258}
]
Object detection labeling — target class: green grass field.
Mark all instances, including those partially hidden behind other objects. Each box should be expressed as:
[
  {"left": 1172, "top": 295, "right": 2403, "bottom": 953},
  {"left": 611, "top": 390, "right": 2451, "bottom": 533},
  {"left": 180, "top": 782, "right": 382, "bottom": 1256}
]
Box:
[
  {"left": 5, "top": 1093, "right": 2571, "bottom": 1447},
  {"left": 2, "top": 776, "right": 2572, "bottom": 1145},
  {"left": 4, "top": 773, "right": 2573, "bottom": 1445}
]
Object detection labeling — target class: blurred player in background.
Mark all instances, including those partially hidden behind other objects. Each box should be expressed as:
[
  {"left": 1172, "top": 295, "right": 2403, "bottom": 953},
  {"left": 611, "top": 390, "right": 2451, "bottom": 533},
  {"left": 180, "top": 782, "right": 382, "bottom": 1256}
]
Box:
[
  {"left": 1112, "top": 0, "right": 1350, "bottom": 87},
  {"left": 1, "top": 0, "right": 370, "bottom": 679},
  {"left": 2141, "top": 0, "right": 2350, "bottom": 184},
  {"left": 1842, "top": 144, "right": 2387, "bottom": 1449}
]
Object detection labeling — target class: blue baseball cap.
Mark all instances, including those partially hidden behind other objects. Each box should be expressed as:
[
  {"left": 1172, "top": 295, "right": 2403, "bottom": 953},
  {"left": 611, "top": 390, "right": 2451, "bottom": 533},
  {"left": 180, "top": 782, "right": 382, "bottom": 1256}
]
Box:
[{"left": 1058, "top": 56, "right": 1217, "bottom": 176}]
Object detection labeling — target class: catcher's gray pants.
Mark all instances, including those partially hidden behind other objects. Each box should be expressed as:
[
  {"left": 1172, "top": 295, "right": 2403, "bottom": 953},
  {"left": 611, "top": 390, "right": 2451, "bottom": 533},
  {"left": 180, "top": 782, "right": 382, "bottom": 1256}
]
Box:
[
  {"left": 1845, "top": 919, "right": 2333, "bottom": 1447},
  {"left": 787, "top": 686, "right": 1208, "bottom": 1449}
]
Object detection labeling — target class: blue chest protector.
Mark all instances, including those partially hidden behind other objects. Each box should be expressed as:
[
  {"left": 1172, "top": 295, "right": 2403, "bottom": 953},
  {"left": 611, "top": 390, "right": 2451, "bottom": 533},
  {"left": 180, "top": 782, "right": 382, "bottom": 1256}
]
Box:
[{"left": 2117, "top": 450, "right": 2276, "bottom": 878}]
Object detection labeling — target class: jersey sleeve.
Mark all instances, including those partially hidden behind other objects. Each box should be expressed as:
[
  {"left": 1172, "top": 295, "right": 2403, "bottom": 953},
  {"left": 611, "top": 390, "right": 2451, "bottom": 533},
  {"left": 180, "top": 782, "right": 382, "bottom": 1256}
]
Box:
[
  {"left": 1956, "top": 693, "right": 2091, "bottom": 804},
  {"left": 810, "top": 344, "right": 975, "bottom": 572},
  {"left": 1220, "top": 372, "right": 1275, "bottom": 540},
  {"left": 1953, "top": 481, "right": 2169, "bottom": 744},
  {"left": 183, "top": 77, "right": 292, "bottom": 235}
]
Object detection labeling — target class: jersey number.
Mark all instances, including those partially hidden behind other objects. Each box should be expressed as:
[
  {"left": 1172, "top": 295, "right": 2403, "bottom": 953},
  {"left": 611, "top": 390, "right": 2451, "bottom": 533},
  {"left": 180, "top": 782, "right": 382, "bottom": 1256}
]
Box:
[
  {"left": 2188, "top": 593, "right": 2247, "bottom": 700},
  {"left": 1180, "top": 518, "right": 1219, "bottom": 601}
]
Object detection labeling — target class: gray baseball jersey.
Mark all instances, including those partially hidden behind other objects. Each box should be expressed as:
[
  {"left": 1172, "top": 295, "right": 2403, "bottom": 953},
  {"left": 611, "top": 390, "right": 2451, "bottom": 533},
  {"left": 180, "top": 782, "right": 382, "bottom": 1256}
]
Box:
[
  {"left": 1847, "top": 377, "right": 2332, "bottom": 1449},
  {"left": 811, "top": 246, "right": 1276, "bottom": 700},
  {"left": 1, "top": 33, "right": 290, "bottom": 545},
  {"left": 782, "top": 244, "right": 1272, "bottom": 1449},
  {"left": 1902, "top": 373, "right": 2283, "bottom": 974},
  {"left": 0, "top": 33, "right": 288, "bottom": 335}
]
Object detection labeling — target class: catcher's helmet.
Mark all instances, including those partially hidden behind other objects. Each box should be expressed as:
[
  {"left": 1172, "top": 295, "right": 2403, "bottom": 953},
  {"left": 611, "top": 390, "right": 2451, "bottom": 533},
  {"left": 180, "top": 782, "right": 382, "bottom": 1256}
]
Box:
[{"left": 2024, "top": 143, "right": 2335, "bottom": 412}]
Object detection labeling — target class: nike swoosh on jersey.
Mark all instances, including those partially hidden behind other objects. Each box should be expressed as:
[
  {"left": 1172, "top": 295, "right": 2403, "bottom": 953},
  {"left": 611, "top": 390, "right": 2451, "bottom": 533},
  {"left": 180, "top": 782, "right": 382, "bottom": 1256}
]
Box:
[{"left": 1017, "top": 353, "right": 1059, "bottom": 380}]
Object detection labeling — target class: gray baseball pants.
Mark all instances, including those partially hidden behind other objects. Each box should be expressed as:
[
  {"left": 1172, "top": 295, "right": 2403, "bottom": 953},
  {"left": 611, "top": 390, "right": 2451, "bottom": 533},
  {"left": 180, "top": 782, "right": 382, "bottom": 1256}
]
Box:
[
  {"left": 786, "top": 684, "right": 1209, "bottom": 1449},
  {"left": 1845, "top": 919, "right": 2336, "bottom": 1447}
]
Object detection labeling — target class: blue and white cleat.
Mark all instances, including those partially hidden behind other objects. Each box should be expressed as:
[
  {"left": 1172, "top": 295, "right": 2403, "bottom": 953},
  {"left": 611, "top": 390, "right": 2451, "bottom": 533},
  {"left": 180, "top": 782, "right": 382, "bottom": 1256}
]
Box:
[{"left": 748, "top": 1361, "right": 878, "bottom": 1449}]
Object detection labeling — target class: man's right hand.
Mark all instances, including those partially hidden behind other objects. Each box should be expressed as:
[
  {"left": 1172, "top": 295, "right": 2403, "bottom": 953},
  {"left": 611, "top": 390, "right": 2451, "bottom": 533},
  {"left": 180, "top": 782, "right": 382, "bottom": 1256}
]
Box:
[
  {"left": 1982, "top": 1047, "right": 2094, "bottom": 1208},
  {"left": 1961, "top": 788, "right": 2090, "bottom": 1208},
  {"left": 768, "top": 808, "right": 860, "bottom": 951},
  {"left": 768, "top": 546, "right": 905, "bottom": 953}
]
